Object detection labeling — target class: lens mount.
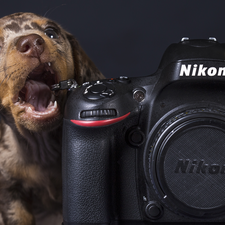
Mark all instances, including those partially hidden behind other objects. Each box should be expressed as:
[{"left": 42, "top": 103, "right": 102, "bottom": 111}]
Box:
[{"left": 147, "top": 108, "right": 225, "bottom": 219}]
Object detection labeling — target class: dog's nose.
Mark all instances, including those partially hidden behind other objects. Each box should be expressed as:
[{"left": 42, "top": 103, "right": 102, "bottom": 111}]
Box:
[{"left": 16, "top": 34, "right": 45, "bottom": 57}]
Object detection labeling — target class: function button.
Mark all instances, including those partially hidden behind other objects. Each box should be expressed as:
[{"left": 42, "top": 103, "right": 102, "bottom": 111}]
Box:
[
  {"left": 130, "top": 131, "right": 144, "bottom": 144},
  {"left": 119, "top": 76, "right": 129, "bottom": 80},
  {"left": 80, "top": 109, "right": 117, "bottom": 118},
  {"left": 208, "top": 37, "right": 217, "bottom": 41},
  {"left": 127, "top": 127, "right": 145, "bottom": 146},
  {"left": 145, "top": 201, "right": 163, "bottom": 220},
  {"left": 181, "top": 37, "right": 189, "bottom": 42},
  {"left": 118, "top": 76, "right": 130, "bottom": 84},
  {"left": 106, "top": 78, "right": 117, "bottom": 83}
]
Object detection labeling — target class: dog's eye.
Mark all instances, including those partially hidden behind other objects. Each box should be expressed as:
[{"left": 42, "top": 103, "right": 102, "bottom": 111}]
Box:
[{"left": 44, "top": 28, "right": 59, "bottom": 39}]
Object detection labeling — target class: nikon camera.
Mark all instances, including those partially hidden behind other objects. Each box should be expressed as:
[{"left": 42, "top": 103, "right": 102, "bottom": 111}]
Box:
[{"left": 62, "top": 38, "right": 225, "bottom": 224}]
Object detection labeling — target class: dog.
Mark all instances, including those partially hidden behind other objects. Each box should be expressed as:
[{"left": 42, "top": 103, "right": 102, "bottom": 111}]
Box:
[{"left": 0, "top": 12, "right": 104, "bottom": 225}]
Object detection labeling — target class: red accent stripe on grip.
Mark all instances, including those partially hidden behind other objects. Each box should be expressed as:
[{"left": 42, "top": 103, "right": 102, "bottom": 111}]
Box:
[{"left": 71, "top": 112, "right": 130, "bottom": 127}]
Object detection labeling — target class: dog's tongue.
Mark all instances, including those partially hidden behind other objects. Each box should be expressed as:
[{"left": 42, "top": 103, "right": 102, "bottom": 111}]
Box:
[{"left": 23, "top": 80, "right": 51, "bottom": 111}]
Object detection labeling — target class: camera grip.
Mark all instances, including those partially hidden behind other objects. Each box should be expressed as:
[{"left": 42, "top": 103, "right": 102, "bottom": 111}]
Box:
[{"left": 62, "top": 119, "right": 111, "bottom": 225}]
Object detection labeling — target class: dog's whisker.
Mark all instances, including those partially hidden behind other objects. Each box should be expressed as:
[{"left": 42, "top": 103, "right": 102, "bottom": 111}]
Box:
[
  {"left": 0, "top": 64, "right": 22, "bottom": 86},
  {"left": 0, "top": 67, "right": 9, "bottom": 87},
  {"left": 56, "top": 49, "right": 66, "bottom": 57},
  {"left": 43, "top": 4, "right": 66, "bottom": 17},
  {"left": 0, "top": 66, "right": 26, "bottom": 87},
  {"left": 0, "top": 63, "right": 19, "bottom": 73}
]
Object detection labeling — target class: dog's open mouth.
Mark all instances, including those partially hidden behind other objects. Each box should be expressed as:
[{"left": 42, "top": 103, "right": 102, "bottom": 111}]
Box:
[{"left": 14, "top": 62, "right": 60, "bottom": 120}]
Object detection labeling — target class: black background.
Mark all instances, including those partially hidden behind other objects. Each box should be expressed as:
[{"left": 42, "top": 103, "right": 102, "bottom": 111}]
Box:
[{"left": 1, "top": 0, "right": 225, "bottom": 78}]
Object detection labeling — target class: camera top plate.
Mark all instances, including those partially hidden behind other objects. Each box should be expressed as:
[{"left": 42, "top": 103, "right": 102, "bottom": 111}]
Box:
[{"left": 159, "top": 37, "right": 225, "bottom": 71}]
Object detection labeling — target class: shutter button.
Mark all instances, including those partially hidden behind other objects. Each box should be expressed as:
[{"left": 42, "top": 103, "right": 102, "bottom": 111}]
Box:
[
  {"left": 84, "top": 82, "right": 115, "bottom": 100},
  {"left": 90, "top": 84, "right": 107, "bottom": 94}
]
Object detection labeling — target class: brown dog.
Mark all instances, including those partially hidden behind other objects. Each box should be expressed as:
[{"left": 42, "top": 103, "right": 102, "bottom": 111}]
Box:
[{"left": 0, "top": 12, "right": 104, "bottom": 225}]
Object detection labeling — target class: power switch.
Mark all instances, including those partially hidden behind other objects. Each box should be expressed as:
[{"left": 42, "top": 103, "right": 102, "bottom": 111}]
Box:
[{"left": 84, "top": 82, "right": 115, "bottom": 100}]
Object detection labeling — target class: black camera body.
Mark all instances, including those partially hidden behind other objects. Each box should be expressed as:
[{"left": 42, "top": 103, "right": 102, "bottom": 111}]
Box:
[{"left": 62, "top": 38, "right": 225, "bottom": 224}]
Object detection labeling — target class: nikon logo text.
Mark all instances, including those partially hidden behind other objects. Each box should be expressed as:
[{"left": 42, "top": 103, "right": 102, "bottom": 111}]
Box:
[
  {"left": 179, "top": 64, "right": 225, "bottom": 76},
  {"left": 174, "top": 159, "right": 225, "bottom": 174}
]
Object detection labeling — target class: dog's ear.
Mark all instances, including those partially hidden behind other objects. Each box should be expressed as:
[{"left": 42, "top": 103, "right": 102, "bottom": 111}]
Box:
[{"left": 65, "top": 32, "right": 105, "bottom": 84}]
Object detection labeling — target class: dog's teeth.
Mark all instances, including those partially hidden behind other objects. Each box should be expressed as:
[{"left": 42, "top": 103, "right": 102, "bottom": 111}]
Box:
[
  {"left": 54, "top": 101, "right": 57, "bottom": 108},
  {"left": 48, "top": 62, "right": 51, "bottom": 67},
  {"left": 48, "top": 101, "right": 53, "bottom": 108},
  {"left": 27, "top": 107, "right": 32, "bottom": 112}
]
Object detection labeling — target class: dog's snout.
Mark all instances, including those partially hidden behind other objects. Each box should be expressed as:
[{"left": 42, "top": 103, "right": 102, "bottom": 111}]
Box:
[{"left": 16, "top": 34, "right": 45, "bottom": 57}]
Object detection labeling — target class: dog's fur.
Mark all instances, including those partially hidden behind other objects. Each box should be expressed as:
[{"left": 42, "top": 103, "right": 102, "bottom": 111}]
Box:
[{"left": 0, "top": 12, "right": 104, "bottom": 225}]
